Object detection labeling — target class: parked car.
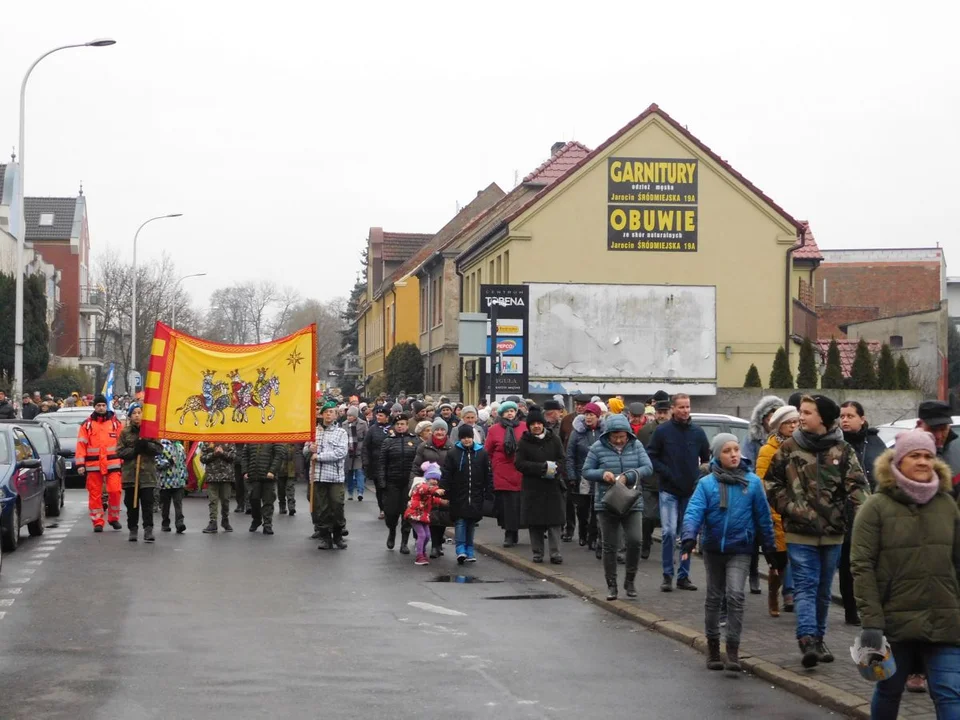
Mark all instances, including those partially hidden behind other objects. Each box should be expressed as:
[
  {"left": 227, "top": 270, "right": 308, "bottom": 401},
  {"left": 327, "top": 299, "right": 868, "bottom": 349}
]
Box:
[
  {"left": 0, "top": 424, "right": 46, "bottom": 552},
  {"left": 691, "top": 413, "right": 750, "bottom": 444},
  {"left": 875, "top": 416, "right": 960, "bottom": 447},
  {"left": 0, "top": 419, "right": 65, "bottom": 517},
  {"left": 43, "top": 410, "right": 91, "bottom": 487}
]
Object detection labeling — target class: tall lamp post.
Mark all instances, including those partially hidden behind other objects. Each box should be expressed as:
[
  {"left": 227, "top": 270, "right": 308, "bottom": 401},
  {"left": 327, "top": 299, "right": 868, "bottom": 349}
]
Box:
[
  {"left": 13, "top": 38, "right": 116, "bottom": 415},
  {"left": 171, "top": 272, "right": 206, "bottom": 329},
  {"left": 130, "top": 213, "right": 182, "bottom": 391}
]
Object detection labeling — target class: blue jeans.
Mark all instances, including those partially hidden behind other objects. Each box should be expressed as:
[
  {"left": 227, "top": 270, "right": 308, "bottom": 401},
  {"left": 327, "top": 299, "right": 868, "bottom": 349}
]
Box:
[
  {"left": 346, "top": 468, "right": 365, "bottom": 498},
  {"left": 782, "top": 560, "right": 794, "bottom": 597},
  {"left": 659, "top": 491, "right": 690, "bottom": 580},
  {"left": 455, "top": 518, "right": 476, "bottom": 559},
  {"left": 872, "top": 643, "right": 960, "bottom": 719},
  {"left": 787, "top": 543, "right": 842, "bottom": 639}
]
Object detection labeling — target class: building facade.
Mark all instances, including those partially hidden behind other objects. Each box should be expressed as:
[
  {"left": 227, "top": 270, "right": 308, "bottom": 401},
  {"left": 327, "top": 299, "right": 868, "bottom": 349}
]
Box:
[{"left": 455, "top": 104, "right": 810, "bottom": 402}]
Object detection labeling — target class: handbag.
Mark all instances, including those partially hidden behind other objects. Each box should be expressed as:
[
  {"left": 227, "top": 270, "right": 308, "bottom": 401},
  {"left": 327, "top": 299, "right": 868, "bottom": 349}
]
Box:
[{"left": 602, "top": 473, "right": 641, "bottom": 515}]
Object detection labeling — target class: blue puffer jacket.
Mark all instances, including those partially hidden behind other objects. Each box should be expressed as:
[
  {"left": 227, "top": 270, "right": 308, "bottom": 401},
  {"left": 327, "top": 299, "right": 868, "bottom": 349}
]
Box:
[
  {"left": 581, "top": 415, "right": 653, "bottom": 513},
  {"left": 565, "top": 414, "right": 603, "bottom": 492},
  {"left": 681, "top": 459, "right": 776, "bottom": 555}
]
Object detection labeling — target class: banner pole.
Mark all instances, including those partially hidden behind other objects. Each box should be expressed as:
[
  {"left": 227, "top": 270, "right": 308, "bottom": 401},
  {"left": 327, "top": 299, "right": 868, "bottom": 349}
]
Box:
[{"left": 133, "top": 454, "right": 141, "bottom": 509}]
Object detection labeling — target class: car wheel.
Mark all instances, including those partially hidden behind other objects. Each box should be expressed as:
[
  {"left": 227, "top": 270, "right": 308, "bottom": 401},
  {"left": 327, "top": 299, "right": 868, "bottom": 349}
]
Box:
[
  {"left": 27, "top": 501, "right": 45, "bottom": 537},
  {"left": 47, "top": 482, "right": 62, "bottom": 517},
  {"left": 1, "top": 503, "right": 20, "bottom": 552}
]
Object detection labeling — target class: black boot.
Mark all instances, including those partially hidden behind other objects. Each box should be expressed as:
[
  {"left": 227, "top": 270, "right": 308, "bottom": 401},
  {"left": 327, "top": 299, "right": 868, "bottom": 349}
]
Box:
[
  {"left": 798, "top": 636, "right": 819, "bottom": 668},
  {"left": 624, "top": 574, "right": 637, "bottom": 598},
  {"left": 503, "top": 531, "right": 515, "bottom": 548},
  {"left": 203, "top": 521, "right": 218, "bottom": 534},
  {"left": 317, "top": 532, "right": 333, "bottom": 550},
  {"left": 605, "top": 576, "right": 618, "bottom": 601},
  {"left": 234, "top": 504, "right": 245, "bottom": 514},
  {"left": 387, "top": 525, "right": 397, "bottom": 550},
  {"left": 110, "top": 520, "right": 122, "bottom": 530},
  {"left": 815, "top": 638, "right": 834, "bottom": 663},
  {"left": 333, "top": 529, "right": 347, "bottom": 550},
  {"left": 399, "top": 529, "right": 411, "bottom": 555},
  {"left": 176, "top": 522, "right": 186, "bottom": 534},
  {"left": 725, "top": 642, "right": 741, "bottom": 674},
  {"left": 249, "top": 519, "right": 262, "bottom": 532},
  {"left": 143, "top": 528, "right": 155, "bottom": 543},
  {"left": 221, "top": 514, "right": 233, "bottom": 533},
  {"left": 707, "top": 638, "right": 723, "bottom": 670}
]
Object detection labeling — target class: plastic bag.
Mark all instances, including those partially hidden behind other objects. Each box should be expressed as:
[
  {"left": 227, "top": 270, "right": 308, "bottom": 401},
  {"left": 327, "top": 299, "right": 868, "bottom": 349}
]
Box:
[{"left": 850, "top": 635, "right": 897, "bottom": 683}]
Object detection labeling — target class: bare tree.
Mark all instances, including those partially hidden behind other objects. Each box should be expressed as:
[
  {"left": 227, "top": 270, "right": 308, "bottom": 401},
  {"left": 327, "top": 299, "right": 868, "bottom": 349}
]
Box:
[
  {"left": 269, "top": 286, "right": 303, "bottom": 340},
  {"left": 281, "top": 297, "right": 346, "bottom": 376}
]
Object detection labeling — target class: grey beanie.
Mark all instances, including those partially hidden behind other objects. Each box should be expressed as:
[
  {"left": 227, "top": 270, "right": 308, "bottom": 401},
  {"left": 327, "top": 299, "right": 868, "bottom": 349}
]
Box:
[
  {"left": 461, "top": 405, "right": 477, "bottom": 416},
  {"left": 346, "top": 406, "right": 360, "bottom": 419},
  {"left": 710, "top": 433, "right": 740, "bottom": 461},
  {"left": 391, "top": 403, "right": 403, "bottom": 415},
  {"left": 431, "top": 418, "right": 449, "bottom": 433}
]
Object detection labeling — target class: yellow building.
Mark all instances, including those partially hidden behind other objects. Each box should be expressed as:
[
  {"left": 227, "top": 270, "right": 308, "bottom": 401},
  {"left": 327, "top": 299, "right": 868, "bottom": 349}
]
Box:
[
  {"left": 356, "top": 228, "right": 431, "bottom": 389},
  {"left": 456, "top": 104, "right": 818, "bottom": 401}
]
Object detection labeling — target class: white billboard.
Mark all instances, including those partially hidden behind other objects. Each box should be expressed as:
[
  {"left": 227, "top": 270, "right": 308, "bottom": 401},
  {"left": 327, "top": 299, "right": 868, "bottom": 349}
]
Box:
[{"left": 528, "top": 283, "right": 716, "bottom": 382}]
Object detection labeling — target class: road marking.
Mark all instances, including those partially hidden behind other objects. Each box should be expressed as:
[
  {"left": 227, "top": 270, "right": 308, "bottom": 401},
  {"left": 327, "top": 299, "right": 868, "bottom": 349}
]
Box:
[
  {"left": 0, "top": 599, "right": 13, "bottom": 607},
  {"left": 0, "top": 612, "right": 6, "bottom": 620},
  {"left": 16, "top": 568, "right": 35, "bottom": 575},
  {"left": 25, "top": 560, "right": 43, "bottom": 565},
  {"left": 38, "top": 541, "right": 61, "bottom": 546},
  {"left": 6, "top": 578, "right": 28, "bottom": 584},
  {"left": 407, "top": 601, "right": 467, "bottom": 617},
  {"left": 33, "top": 553, "right": 50, "bottom": 558},
  {"left": 0, "top": 588, "right": 22, "bottom": 595}
]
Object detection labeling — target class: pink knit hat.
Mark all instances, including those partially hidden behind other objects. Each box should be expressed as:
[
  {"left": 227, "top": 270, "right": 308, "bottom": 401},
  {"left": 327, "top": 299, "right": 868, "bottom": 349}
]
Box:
[
  {"left": 583, "top": 402, "right": 602, "bottom": 417},
  {"left": 893, "top": 429, "right": 936, "bottom": 466}
]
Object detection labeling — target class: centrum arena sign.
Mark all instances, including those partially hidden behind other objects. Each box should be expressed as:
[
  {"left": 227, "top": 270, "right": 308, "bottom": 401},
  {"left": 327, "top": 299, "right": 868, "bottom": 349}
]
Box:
[{"left": 607, "top": 157, "right": 699, "bottom": 252}]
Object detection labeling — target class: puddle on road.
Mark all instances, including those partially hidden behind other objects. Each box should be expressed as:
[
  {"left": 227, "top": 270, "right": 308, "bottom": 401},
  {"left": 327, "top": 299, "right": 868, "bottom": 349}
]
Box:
[
  {"left": 483, "top": 593, "right": 565, "bottom": 600},
  {"left": 427, "top": 575, "right": 505, "bottom": 584}
]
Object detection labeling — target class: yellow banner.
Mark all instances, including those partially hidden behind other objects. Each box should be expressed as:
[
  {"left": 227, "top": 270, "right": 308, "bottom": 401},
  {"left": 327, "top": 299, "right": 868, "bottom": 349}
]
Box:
[{"left": 141, "top": 322, "right": 316, "bottom": 442}]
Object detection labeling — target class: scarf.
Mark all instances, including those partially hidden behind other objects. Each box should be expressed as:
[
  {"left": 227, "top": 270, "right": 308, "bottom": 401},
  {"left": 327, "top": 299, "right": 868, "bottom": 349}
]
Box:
[
  {"left": 890, "top": 463, "right": 941, "bottom": 505},
  {"left": 347, "top": 422, "right": 359, "bottom": 457},
  {"left": 534, "top": 431, "right": 546, "bottom": 440},
  {"left": 713, "top": 464, "right": 749, "bottom": 509},
  {"left": 499, "top": 416, "right": 520, "bottom": 456},
  {"left": 432, "top": 435, "right": 446, "bottom": 449},
  {"left": 793, "top": 425, "right": 843, "bottom": 453}
]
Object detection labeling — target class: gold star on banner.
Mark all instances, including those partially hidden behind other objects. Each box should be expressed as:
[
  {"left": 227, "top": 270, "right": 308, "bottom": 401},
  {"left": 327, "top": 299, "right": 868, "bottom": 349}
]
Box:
[{"left": 287, "top": 347, "right": 304, "bottom": 373}]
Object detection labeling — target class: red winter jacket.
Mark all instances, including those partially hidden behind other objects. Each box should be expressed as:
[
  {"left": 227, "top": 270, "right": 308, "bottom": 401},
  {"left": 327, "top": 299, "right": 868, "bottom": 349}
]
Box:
[
  {"left": 404, "top": 481, "right": 445, "bottom": 524},
  {"left": 485, "top": 421, "right": 527, "bottom": 492}
]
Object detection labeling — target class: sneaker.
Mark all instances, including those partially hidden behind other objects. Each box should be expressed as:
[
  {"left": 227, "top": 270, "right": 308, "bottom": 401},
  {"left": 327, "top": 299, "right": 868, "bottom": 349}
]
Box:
[
  {"left": 906, "top": 674, "right": 927, "bottom": 693},
  {"left": 457, "top": 554, "right": 467, "bottom": 565},
  {"left": 676, "top": 577, "right": 698, "bottom": 591},
  {"left": 532, "top": 554, "right": 544, "bottom": 564},
  {"left": 660, "top": 575, "right": 673, "bottom": 592},
  {"left": 109, "top": 521, "right": 122, "bottom": 530},
  {"left": 415, "top": 555, "right": 429, "bottom": 566},
  {"left": 465, "top": 556, "right": 477, "bottom": 563},
  {"left": 549, "top": 555, "right": 563, "bottom": 565},
  {"left": 347, "top": 496, "right": 354, "bottom": 501},
  {"left": 93, "top": 525, "right": 104, "bottom": 533},
  {"left": 357, "top": 496, "right": 363, "bottom": 502}
]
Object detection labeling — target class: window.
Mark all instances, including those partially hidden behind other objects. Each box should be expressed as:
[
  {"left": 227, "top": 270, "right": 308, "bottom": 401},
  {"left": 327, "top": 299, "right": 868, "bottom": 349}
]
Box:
[
  {"left": 889, "top": 335, "right": 903, "bottom": 348},
  {"left": 13, "top": 429, "right": 35, "bottom": 461},
  {"left": 38, "top": 212, "right": 54, "bottom": 227},
  {"left": 21, "top": 426, "right": 51, "bottom": 454},
  {"left": 420, "top": 284, "right": 427, "bottom": 333},
  {"left": 437, "top": 363, "right": 442, "bottom": 391}
]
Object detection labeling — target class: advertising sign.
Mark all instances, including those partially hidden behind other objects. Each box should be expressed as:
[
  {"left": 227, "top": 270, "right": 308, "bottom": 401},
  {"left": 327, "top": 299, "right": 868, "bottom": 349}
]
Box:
[
  {"left": 480, "top": 284, "right": 529, "bottom": 400},
  {"left": 607, "top": 157, "right": 699, "bottom": 252}
]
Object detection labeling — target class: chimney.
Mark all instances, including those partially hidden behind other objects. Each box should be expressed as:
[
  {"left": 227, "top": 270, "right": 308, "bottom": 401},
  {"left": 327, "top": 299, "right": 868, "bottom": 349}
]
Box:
[{"left": 551, "top": 141, "right": 566, "bottom": 156}]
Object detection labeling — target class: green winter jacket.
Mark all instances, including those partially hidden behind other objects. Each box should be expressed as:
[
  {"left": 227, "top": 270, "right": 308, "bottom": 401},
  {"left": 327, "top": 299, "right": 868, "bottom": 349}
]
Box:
[
  {"left": 117, "top": 423, "right": 163, "bottom": 489},
  {"left": 241, "top": 443, "right": 285, "bottom": 482},
  {"left": 766, "top": 427, "right": 868, "bottom": 545},
  {"left": 850, "top": 451, "right": 960, "bottom": 644}
]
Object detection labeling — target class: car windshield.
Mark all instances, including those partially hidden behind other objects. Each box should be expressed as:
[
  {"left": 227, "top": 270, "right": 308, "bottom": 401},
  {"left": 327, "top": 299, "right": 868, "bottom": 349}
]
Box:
[
  {"left": 45, "top": 416, "right": 83, "bottom": 439},
  {"left": 20, "top": 425, "right": 51, "bottom": 454}
]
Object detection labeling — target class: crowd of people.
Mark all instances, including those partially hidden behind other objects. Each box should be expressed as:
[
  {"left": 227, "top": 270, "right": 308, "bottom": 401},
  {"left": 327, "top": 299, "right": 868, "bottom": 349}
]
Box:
[
  {"left": 0, "top": 388, "right": 138, "bottom": 419},
  {"left": 64, "top": 387, "right": 960, "bottom": 716}
]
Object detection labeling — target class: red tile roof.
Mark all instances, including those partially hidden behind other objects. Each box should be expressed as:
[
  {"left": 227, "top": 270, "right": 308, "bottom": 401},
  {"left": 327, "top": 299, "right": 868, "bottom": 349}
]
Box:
[
  {"left": 381, "top": 232, "right": 432, "bottom": 262},
  {"left": 523, "top": 141, "right": 591, "bottom": 184},
  {"left": 793, "top": 221, "right": 824, "bottom": 261},
  {"left": 816, "top": 339, "right": 882, "bottom": 378}
]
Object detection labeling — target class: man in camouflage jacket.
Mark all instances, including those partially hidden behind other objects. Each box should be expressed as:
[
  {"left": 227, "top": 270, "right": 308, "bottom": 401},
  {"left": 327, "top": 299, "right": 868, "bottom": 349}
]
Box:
[
  {"left": 201, "top": 442, "right": 236, "bottom": 533},
  {"left": 766, "top": 394, "right": 868, "bottom": 669}
]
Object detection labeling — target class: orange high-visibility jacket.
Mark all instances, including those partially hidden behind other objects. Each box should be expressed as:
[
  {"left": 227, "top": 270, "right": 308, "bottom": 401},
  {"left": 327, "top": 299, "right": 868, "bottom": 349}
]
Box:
[{"left": 76, "top": 412, "right": 124, "bottom": 474}]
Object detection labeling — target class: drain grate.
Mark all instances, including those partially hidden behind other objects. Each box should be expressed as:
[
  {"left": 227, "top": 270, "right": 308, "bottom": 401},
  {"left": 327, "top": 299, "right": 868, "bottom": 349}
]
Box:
[
  {"left": 427, "top": 575, "right": 505, "bottom": 584},
  {"left": 483, "top": 593, "right": 565, "bottom": 600}
]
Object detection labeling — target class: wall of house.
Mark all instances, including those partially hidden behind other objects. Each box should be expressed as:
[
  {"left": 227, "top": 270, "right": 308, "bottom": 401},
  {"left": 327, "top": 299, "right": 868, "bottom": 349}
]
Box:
[
  {"left": 31, "top": 241, "right": 78, "bottom": 357},
  {"left": 460, "top": 115, "right": 800, "bottom": 401}
]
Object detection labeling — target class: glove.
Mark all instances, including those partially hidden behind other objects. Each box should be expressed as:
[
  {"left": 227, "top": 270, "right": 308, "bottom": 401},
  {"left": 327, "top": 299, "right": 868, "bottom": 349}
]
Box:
[
  {"left": 764, "top": 550, "right": 787, "bottom": 572},
  {"left": 680, "top": 538, "right": 697, "bottom": 555},
  {"left": 860, "top": 628, "right": 884, "bottom": 652}
]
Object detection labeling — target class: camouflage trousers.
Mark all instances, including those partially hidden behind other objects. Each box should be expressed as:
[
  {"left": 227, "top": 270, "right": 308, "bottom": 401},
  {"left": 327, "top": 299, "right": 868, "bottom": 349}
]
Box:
[{"left": 277, "top": 477, "right": 296, "bottom": 513}]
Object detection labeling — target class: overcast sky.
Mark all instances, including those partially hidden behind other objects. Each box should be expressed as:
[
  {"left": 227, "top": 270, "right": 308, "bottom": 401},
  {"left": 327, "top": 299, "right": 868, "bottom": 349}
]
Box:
[{"left": 2, "top": 1, "right": 957, "bottom": 309}]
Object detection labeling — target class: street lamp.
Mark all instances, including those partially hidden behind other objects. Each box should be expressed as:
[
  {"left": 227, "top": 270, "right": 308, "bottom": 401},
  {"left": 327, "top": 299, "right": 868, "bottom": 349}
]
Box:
[
  {"left": 13, "top": 38, "right": 116, "bottom": 415},
  {"left": 171, "top": 272, "right": 207, "bottom": 329},
  {"left": 130, "top": 213, "right": 182, "bottom": 390}
]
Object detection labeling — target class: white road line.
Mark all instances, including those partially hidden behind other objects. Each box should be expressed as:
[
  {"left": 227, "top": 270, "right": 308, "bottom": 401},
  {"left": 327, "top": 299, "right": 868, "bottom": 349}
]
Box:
[
  {"left": 0, "top": 588, "right": 22, "bottom": 595},
  {"left": 16, "top": 568, "right": 35, "bottom": 575},
  {"left": 0, "top": 599, "right": 14, "bottom": 607},
  {"left": 0, "top": 611, "right": 6, "bottom": 620},
  {"left": 38, "top": 541, "right": 61, "bottom": 546},
  {"left": 7, "top": 578, "right": 29, "bottom": 584},
  {"left": 407, "top": 601, "right": 467, "bottom": 617},
  {"left": 33, "top": 553, "right": 50, "bottom": 558},
  {"left": 25, "top": 560, "right": 43, "bottom": 565}
]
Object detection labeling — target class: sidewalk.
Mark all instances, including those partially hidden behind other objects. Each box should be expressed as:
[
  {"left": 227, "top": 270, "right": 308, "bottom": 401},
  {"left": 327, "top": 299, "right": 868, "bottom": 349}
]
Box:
[{"left": 462, "top": 521, "right": 936, "bottom": 720}]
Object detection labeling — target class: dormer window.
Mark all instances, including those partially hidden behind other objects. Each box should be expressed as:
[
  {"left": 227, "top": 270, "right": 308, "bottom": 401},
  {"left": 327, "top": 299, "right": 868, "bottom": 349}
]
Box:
[{"left": 38, "top": 213, "right": 54, "bottom": 226}]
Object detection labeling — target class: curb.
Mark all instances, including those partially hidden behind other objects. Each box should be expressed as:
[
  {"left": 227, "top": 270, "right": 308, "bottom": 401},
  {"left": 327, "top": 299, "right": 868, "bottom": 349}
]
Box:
[{"left": 471, "top": 537, "right": 867, "bottom": 720}]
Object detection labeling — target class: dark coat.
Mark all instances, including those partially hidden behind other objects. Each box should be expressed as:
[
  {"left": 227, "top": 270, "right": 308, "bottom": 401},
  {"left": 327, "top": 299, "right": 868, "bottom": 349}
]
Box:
[
  {"left": 241, "top": 443, "right": 285, "bottom": 482},
  {"left": 515, "top": 430, "right": 566, "bottom": 527},
  {"left": 380, "top": 431, "right": 419, "bottom": 518},
  {"left": 636, "top": 417, "right": 667, "bottom": 492},
  {"left": 363, "top": 421, "right": 392, "bottom": 485},
  {"left": 646, "top": 418, "right": 710, "bottom": 498},
  {"left": 117, "top": 423, "right": 163, "bottom": 489},
  {"left": 21, "top": 403, "right": 40, "bottom": 420},
  {"left": 0, "top": 400, "right": 15, "bottom": 420},
  {"left": 564, "top": 414, "right": 602, "bottom": 494},
  {"left": 442, "top": 442, "right": 493, "bottom": 521},
  {"left": 843, "top": 426, "right": 887, "bottom": 491},
  {"left": 410, "top": 438, "right": 452, "bottom": 480}
]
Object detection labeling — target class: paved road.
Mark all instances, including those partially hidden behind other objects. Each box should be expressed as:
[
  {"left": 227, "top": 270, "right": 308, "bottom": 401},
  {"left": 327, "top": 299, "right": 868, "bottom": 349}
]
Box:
[{"left": 0, "top": 489, "right": 837, "bottom": 720}]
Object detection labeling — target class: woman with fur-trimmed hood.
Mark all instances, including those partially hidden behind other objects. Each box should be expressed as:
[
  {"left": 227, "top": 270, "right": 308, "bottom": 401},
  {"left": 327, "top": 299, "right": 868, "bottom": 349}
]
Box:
[{"left": 742, "top": 395, "right": 785, "bottom": 466}]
